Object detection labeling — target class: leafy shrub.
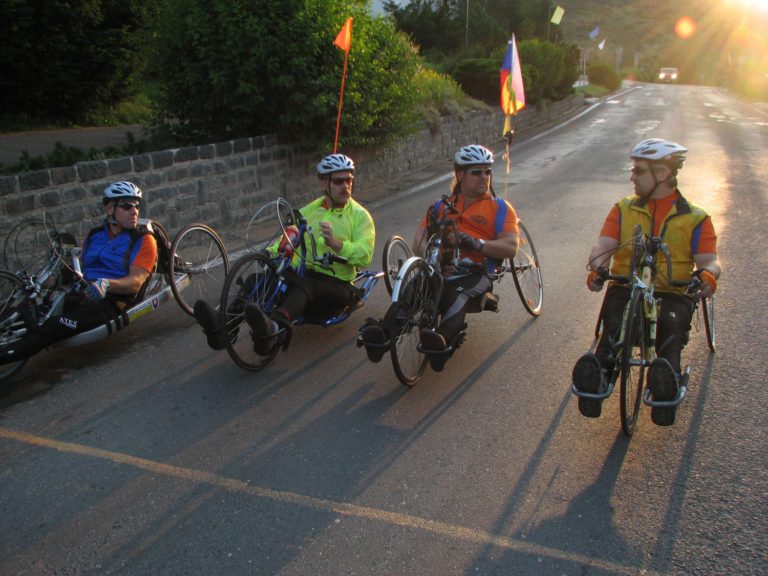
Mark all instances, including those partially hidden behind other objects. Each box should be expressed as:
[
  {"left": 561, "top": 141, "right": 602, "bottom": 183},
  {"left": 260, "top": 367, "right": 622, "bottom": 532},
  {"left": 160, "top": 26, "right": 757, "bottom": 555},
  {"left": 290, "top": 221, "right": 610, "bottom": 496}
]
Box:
[
  {"left": 147, "top": 0, "right": 422, "bottom": 149},
  {"left": 587, "top": 61, "right": 622, "bottom": 91},
  {"left": 448, "top": 40, "right": 578, "bottom": 108}
]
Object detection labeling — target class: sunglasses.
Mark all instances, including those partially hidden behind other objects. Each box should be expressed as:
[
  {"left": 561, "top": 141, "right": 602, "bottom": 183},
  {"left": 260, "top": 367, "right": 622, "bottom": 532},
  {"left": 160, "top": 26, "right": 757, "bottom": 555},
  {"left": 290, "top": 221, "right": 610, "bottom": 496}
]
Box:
[
  {"left": 331, "top": 176, "right": 354, "bottom": 185},
  {"left": 116, "top": 202, "right": 140, "bottom": 211},
  {"left": 630, "top": 167, "right": 652, "bottom": 176},
  {"left": 468, "top": 168, "right": 492, "bottom": 176}
]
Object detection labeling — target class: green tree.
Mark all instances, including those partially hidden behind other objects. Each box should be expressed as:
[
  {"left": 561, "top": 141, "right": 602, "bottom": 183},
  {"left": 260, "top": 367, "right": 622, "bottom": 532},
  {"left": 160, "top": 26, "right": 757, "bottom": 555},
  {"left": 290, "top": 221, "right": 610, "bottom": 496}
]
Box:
[
  {"left": 148, "top": 0, "right": 421, "bottom": 149},
  {"left": 0, "top": 0, "right": 148, "bottom": 124}
]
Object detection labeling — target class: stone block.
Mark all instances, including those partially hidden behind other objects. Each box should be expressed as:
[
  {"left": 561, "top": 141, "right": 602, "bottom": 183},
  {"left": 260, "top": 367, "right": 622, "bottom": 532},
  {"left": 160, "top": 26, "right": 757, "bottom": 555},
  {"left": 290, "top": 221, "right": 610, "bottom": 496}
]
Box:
[
  {"left": 107, "top": 156, "right": 132, "bottom": 175},
  {"left": 5, "top": 194, "right": 35, "bottom": 214},
  {"left": 38, "top": 190, "right": 62, "bottom": 207},
  {"left": 151, "top": 150, "right": 174, "bottom": 169},
  {"left": 77, "top": 161, "right": 108, "bottom": 181},
  {"left": 0, "top": 176, "right": 18, "bottom": 196},
  {"left": 19, "top": 170, "right": 52, "bottom": 191}
]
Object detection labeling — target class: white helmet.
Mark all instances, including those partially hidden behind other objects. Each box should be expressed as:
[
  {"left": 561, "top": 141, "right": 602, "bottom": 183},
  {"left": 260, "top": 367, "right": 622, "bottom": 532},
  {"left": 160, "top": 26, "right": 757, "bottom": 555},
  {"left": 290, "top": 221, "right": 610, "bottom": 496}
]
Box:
[
  {"left": 103, "top": 181, "right": 143, "bottom": 205},
  {"left": 630, "top": 139, "right": 687, "bottom": 168},
  {"left": 317, "top": 154, "right": 355, "bottom": 175},
  {"left": 454, "top": 144, "right": 494, "bottom": 167}
]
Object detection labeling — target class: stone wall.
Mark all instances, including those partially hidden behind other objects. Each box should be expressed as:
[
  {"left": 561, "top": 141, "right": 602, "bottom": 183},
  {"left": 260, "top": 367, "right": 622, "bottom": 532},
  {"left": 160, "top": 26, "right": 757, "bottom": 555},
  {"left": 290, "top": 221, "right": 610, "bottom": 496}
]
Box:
[{"left": 0, "top": 94, "right": 583, "bottom": 244}]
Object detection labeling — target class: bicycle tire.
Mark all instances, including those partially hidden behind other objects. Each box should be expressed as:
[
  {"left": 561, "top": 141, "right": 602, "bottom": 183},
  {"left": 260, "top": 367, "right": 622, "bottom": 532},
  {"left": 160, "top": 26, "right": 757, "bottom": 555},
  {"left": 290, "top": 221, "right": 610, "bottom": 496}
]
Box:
[
  {"left": 620, "top": 289, "right": 646, "bottom": 437},
  {"left": 702, "top": 295, "right": 715, "bottom": 353},
  {"left": 0, "top": 271, "right": 30, "bottom": 385},
  {"left": 390, "top": 258, "right": 433, "bottom": 385},
  {"left": 511, "top": 221, "right": 543, "bottom": 316},
  {"left": 221, "top": 253, "right": 281, "bottom": 371},
  {"left": 169, "top": 223, "right": 230, "bottom": 316},
  {"left": 382, "top": 235, "right": 411, "bottom": 295}
]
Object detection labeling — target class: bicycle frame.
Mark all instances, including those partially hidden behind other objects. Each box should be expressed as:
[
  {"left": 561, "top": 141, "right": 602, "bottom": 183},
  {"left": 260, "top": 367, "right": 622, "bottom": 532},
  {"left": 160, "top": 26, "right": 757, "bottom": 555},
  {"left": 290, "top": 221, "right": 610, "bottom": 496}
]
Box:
[{"left": 573, "top": 234, "right": 691, "bottom": 408}]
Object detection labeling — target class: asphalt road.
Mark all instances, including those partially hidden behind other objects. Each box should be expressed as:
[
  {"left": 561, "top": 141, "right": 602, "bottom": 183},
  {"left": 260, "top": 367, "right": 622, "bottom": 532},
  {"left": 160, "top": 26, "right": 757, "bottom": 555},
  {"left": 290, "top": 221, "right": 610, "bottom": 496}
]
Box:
[{"left": 0, "top": 84, "right": 766, "bottom": 575}]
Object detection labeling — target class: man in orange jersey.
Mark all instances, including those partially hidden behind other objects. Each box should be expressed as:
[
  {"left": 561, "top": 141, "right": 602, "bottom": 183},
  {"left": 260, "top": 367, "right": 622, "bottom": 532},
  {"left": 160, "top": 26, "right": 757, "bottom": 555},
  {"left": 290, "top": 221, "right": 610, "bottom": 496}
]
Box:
[
  {"left": 572, "top": 139, "right": 721, "bottom": 425},
  {"left": 360, "top": 144, "right": 519, "bottom": 372}
]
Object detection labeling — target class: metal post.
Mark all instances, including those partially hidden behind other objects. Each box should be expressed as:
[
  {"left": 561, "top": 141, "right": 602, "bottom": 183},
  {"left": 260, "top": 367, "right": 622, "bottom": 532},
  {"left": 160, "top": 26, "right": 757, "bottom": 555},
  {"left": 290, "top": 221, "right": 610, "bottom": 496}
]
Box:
[{"left": 465, "top": 0, "right": 469, "bottom": 49}]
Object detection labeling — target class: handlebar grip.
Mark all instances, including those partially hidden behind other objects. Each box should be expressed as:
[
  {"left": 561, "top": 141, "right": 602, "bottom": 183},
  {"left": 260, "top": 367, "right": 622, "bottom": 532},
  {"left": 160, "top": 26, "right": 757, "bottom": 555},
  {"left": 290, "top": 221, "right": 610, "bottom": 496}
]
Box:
[{"left": 595, "top": 268, "right": 608, "bottom": 285}]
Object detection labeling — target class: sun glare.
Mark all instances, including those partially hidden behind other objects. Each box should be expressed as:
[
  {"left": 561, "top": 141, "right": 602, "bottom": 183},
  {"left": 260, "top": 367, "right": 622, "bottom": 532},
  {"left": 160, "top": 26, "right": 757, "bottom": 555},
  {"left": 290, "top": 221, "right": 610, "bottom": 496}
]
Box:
[
  {"left": 725, "top": 0, "right": 768, "bottom": 12},
  {"left": 675, "top": 16, "right": 697, "bottom": 39}
]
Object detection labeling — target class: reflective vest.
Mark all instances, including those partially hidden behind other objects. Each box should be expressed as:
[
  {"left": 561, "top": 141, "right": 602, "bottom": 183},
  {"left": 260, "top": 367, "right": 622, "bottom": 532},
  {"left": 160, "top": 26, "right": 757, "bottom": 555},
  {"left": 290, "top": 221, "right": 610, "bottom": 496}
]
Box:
[{"left": 611, "top": 193, "right": 709, "bottom": 294}]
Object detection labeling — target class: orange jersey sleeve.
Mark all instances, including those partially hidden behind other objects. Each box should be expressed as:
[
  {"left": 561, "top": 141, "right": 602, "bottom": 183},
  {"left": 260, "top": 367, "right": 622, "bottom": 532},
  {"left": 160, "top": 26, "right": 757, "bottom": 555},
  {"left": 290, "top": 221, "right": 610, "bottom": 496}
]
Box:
[
  {"left": 132, "top": 234, "right": 158, "bottom": 273},
  {"left": 599, "top": 205, "right": 621, "bottom": 240}
]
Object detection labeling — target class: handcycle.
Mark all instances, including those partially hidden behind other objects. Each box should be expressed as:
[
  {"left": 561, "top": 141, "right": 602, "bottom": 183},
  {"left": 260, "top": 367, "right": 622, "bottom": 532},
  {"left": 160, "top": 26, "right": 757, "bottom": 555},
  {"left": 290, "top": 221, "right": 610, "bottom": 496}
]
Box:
[
  {"left": 218, "top": 197, "right": 382, "bottom": 372},
  {"left": 0, "top": 215, "right": 229, "bottom": 385},
  {"left": 574, "top": 224, "right": 716, "bottom": 436},
  {"left": 374, "top": 195, "right": 544, "bottom": 385}
]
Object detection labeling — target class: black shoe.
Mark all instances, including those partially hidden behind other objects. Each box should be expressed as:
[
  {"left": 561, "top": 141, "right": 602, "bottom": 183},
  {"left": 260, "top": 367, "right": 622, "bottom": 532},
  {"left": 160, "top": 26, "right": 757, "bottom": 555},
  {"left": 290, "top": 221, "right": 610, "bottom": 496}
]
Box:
[
  {"left": 420, "top": 329, "right": 449, "bottom": 372},
  {"left": 359, "top": 324, "right": 389, "bottom": 363},
  {"left": 572, "top": 353, "right": 606, "bottom": 418},
  {"left": 194, "top": 300, "right": 226, "bottom": 350},
  {"left": 244, "top": 304, "right": 278, "bottom": 356},
  {"left": 648, "top": 358, "right": 679, "bottom": 426}
]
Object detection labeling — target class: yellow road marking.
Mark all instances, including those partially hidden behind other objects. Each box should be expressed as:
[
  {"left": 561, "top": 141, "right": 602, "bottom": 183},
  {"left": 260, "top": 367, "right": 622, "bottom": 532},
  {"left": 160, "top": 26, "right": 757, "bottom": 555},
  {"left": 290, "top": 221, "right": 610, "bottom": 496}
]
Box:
[{"left": 0, "top": 426, "right": 654, "bottom": 575}]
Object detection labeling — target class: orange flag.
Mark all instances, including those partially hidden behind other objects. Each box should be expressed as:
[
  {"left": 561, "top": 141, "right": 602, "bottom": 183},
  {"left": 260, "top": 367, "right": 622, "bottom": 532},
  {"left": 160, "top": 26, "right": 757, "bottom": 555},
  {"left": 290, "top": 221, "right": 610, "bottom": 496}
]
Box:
[{"left": 334, "top": 17, "right": 353, "bottom": 53}]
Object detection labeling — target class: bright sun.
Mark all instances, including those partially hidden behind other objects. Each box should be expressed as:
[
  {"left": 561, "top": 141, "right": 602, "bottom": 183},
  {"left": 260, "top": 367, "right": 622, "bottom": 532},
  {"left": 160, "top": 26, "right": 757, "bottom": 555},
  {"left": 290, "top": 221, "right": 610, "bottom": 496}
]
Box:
[{"left": 727, "top": 0, "right": 768, "bottom": 11}]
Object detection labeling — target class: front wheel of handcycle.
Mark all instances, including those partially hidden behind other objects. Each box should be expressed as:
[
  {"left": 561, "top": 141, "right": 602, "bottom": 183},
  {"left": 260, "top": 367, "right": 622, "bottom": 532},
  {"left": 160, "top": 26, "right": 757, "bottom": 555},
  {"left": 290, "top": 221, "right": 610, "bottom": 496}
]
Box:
[
  {"left": 220, "top": 253, "right": 281, "bottom": 371},
  {"left": 390, "top": 258, "right": 436, "bottom": 385},
  {"left": 511, "top": 221, "right": 543, "bottom": 316},
  {"left": 382, "top": 235, "right": 412, "bottom": 295},
  {"left": 620, "top": 289, "right": 646, "bottom": 436},
  {"left": 169, "top": 223, "right": 230, "bottom": 316},
  {"left": 0, "top": 271, "right": 29, "bottom": 385}
]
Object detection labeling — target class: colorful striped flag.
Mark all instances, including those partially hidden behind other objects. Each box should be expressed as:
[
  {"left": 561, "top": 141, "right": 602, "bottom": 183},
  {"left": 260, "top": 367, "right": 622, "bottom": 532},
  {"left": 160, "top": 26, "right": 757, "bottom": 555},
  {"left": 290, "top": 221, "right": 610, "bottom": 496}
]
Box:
[{"left": 500, "top": 35, "right": 526, "bottom": 136}]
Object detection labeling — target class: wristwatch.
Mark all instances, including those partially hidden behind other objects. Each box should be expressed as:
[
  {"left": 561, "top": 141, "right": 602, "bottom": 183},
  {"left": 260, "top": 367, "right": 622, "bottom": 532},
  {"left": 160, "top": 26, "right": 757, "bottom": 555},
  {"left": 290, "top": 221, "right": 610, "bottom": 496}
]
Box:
[{"left": 478, "top": 238, "right": 486, "bottom": 251}]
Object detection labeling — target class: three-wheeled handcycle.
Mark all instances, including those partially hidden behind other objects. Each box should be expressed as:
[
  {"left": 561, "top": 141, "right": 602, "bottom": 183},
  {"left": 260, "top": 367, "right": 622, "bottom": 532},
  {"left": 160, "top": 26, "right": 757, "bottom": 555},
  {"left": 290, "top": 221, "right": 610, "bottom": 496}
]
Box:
[
  {"left": 0, "top": 215, "right": 229, "bottom": 385},
  {"left": 573, "top": 224, "right": 716, "bottom": 436},
  {"left": 369, "top": 195, "right": 544, "bottom": 385},
  {"left": 218, "top": 197, "right": 382, "bottom": 372}
]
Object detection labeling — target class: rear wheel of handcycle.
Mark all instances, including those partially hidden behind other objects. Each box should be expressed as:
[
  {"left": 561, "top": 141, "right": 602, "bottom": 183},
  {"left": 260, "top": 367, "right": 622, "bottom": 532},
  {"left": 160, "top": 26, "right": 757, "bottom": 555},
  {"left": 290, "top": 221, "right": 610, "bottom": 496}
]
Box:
[
  {"left": 701, "top": 295, "right": 715, "bottom": 353},
  {"left": 382, "top": 235, "right": 411, "bottom": 295},
  {"left": 620, "top": 289, "right": 646, "bottom": 437},
  {"left": 390, "top": 258, "right": 435, "bottom": 385},
  {"left": 220, "top": 253, "right": 281, "bottom": 371},
  {"left": 511, "top": 221, "right": 543, "bottom": 316},
  {"left": 169, "top": 223, "right": 230, "bottom": 316},
  {"left": 0, "top": 271, "right": 29, "bottom": 385}
]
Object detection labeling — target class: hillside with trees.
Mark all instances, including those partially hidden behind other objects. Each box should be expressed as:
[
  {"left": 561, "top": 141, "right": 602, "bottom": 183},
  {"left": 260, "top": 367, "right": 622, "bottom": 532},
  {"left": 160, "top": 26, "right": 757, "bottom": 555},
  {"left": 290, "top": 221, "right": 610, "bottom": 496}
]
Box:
[{"left": 1, "top": 0, "right": 763, "bottom": 173}]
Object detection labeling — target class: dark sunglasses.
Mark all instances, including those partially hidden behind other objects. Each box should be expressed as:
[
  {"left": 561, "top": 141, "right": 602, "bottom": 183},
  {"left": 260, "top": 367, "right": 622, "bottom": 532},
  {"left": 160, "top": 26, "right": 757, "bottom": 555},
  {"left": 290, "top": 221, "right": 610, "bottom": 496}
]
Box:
[
  {"left": 468, "top": 168, "right": 492, "bottom": 176},
  {"left": 116, "top": 202, "right": 140, "bottom": 211},
  {"left": 331, "top": 176, "right": 354, "bottom": 185},
  {"left": 630, "top": 167, "right": 652, "bottom": 176}
]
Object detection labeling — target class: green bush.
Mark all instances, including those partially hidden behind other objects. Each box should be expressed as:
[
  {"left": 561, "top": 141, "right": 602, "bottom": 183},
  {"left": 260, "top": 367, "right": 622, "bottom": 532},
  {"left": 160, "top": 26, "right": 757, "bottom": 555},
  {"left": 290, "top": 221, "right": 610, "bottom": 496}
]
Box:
[
  {"left": 448, "top": 40, "right": 578, "bottom": 108},
  {"left": 587, "top": 61, "right": 622, "bottom": 91},
  {"left": 148, "top": 0, "right": 422, "bottom": 149}
]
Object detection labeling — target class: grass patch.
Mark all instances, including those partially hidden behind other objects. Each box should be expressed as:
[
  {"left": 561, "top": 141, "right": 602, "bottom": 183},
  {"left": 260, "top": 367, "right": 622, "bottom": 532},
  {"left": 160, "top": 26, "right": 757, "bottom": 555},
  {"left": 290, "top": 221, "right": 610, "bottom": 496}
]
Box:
[{"left": 575, "top": 84, "right": 612, "bottom": 98}]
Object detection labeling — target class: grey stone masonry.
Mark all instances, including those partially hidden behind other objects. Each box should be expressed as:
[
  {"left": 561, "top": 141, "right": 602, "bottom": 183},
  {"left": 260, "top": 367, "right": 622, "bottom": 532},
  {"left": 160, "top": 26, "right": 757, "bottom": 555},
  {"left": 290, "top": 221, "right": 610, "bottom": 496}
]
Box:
[{"left": 0, "top": 95, "right": 583, "bottom": 248}]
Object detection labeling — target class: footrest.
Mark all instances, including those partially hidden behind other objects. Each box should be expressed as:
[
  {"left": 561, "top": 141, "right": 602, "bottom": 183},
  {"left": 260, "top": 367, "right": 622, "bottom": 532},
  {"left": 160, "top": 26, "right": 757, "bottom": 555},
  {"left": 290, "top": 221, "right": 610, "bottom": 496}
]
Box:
[
  {"left": 643, "top": 365, "right": 690, "bottom": 408},
  {"left": 356, "top": 334, "right": 391, "bottom": 349},
  {"left": 571, "top": 382, "right": 614, "bottom": 401}
]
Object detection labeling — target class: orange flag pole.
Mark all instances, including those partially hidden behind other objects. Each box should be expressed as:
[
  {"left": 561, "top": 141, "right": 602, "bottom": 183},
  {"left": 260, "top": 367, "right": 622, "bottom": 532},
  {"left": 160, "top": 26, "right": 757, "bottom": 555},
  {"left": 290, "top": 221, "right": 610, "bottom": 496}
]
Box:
[{"left": 333, "top": 17, "right": 353, "bottom": 153}]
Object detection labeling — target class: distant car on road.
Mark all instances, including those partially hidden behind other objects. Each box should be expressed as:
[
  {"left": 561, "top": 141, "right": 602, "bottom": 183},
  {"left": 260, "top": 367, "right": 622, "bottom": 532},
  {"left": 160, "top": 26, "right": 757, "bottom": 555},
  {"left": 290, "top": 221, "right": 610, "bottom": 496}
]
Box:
[{"left": 659, "top": 67, "right": 678, "bottom": 83}]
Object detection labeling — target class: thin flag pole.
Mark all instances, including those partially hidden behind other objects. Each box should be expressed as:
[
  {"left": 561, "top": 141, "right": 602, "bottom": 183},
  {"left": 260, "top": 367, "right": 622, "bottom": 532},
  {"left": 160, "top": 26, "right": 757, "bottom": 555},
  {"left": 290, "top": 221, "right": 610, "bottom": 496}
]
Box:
[
  {"left": 333, "top": 17, "right": 353, "bottom": 153},
  {"left": 334, "top": 52, "right": 349, "bottom": 153}
]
